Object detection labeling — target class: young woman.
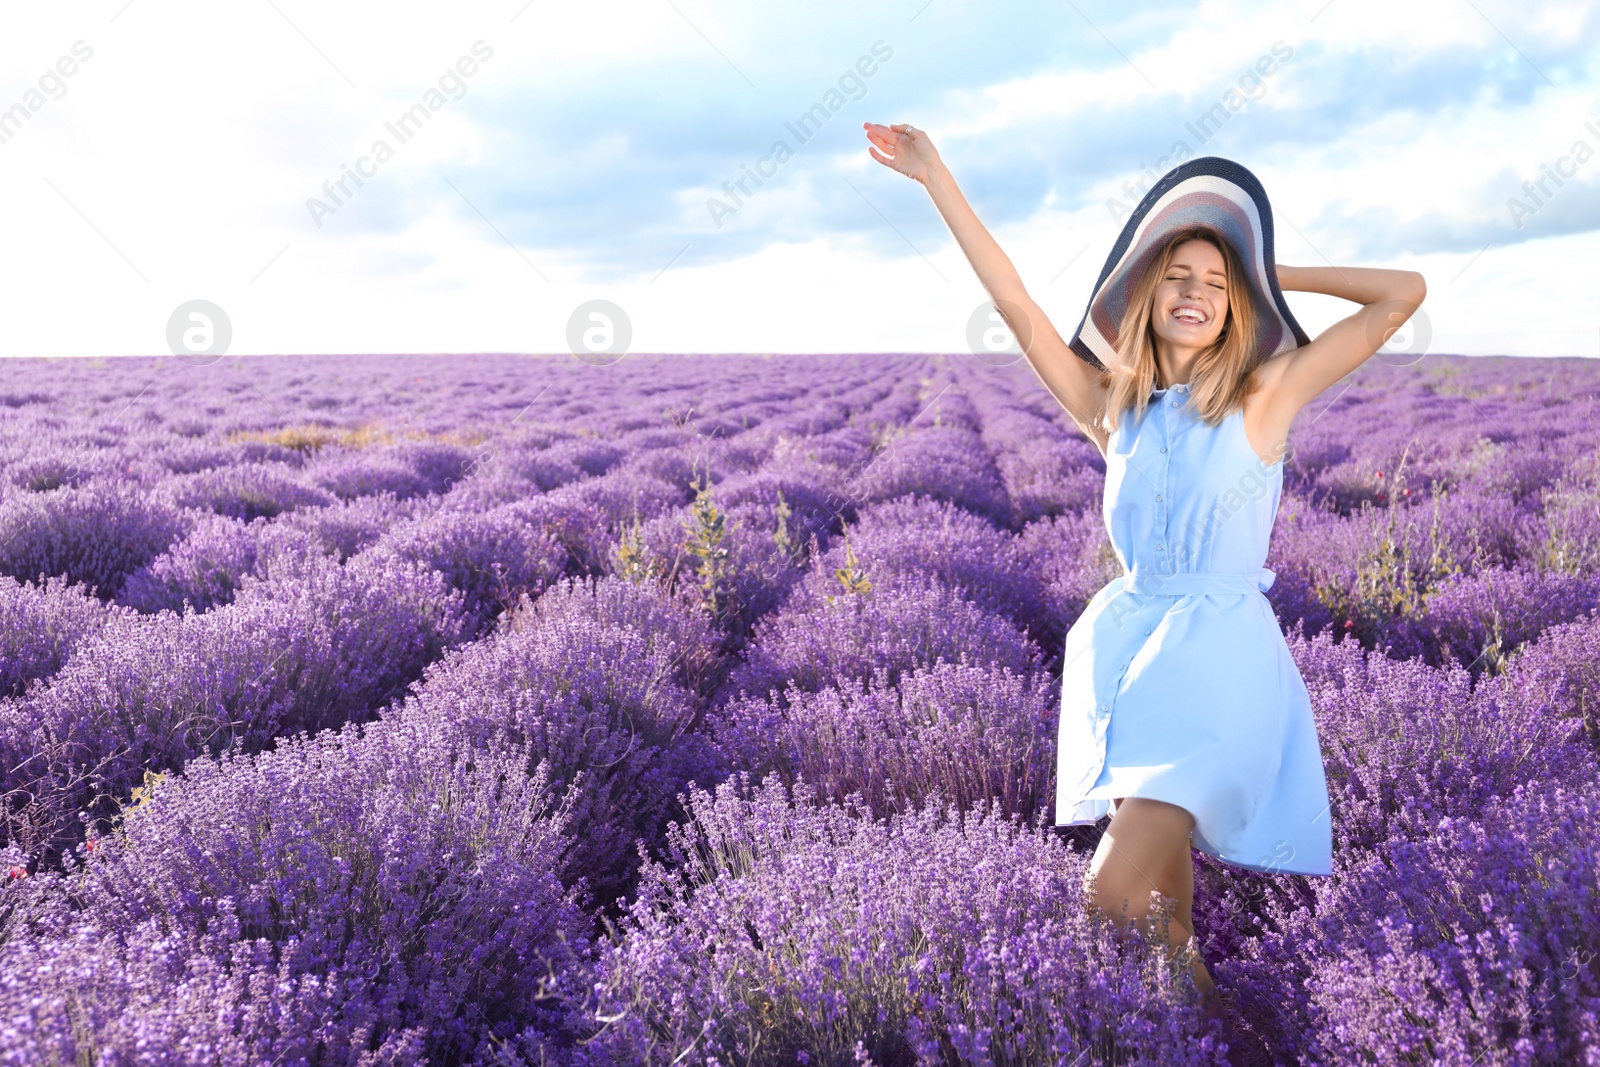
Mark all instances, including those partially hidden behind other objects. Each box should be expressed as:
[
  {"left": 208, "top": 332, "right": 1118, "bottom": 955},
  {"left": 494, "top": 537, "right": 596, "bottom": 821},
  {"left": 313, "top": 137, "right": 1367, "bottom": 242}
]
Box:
[{"left": 862, "top": 121, "right": 1426, "bottom": 1029}]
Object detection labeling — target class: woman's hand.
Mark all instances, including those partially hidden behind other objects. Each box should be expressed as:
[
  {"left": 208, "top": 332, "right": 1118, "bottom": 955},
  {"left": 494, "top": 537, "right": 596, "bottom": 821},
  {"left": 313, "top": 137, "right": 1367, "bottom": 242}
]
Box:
[{"left": 863, "top": 122, "right": 941, "bottom": 184}]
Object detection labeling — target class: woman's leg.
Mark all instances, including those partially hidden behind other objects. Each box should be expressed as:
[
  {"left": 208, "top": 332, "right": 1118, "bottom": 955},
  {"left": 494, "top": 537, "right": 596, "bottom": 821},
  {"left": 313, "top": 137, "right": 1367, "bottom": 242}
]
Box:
[{"left": 1083, "top": 797, "right": 1215, "bottom": 998}]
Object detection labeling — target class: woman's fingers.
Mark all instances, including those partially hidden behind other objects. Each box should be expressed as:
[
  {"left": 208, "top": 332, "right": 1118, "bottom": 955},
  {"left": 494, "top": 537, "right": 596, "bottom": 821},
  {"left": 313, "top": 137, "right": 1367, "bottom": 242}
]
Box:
[
  {"left": 863, "top": 126, "right": 899, "bottom": 154},
  {"left": 863, "top": 127, "right": 913, "bottom": 161},
  {"left": 863, "top": 121, "right": 926, "bottom": 178},
  {"left": 864, "top": 121, "right": 913, "bottom": 143}
]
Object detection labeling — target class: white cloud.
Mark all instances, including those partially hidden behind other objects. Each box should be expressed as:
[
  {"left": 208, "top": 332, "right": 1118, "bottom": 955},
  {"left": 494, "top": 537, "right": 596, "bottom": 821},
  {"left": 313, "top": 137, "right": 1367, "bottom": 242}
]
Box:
[{"left": 0, "top": 0, "right": 1594, "bottom": 360}]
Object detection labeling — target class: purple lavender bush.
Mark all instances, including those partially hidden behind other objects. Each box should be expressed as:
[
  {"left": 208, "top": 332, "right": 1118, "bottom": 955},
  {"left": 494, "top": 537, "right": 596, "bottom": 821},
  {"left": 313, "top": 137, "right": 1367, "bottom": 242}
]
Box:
[
  {"left": 0, "top": 574, "right": 119, "bottom": 697},
  {"left": 292, "top": 438, "right": 470, "bottom": 502},
  {"left": 0, "top": 351, "right": 1595, "bottom": 1065},
  {"left": 1283, "top": 627, "right": 1590, "bottom": 859},
  {"left": 497, "top": 495, "right": 619, "bottom": 578},
  {"left": 165, "top": 460, "right": 337, "bottom": 520},
  {"left": 276, "top": 489, "right": 432, "bottom": 560},
  {"left": 0, "top": 716, "right": 597, "bottom": 1066},
  {"left": 1495, "top": 608, "right": 1600, "bottom": 753},
  {"left": 965, "top": 376, "right": 1107, "bottom": 523},
  {"left": 721, "top": 573, "right": 1044, "bottom": 711},
  {"left": 6, "top": 445, "right": 114, "bottom": 492},
  {"left": 385, "top": 575, "right": 723, "bottom": 910},
  {"left": 117, "top": 512, "right": 321, "bottom": 614},
  {"left": 714, "top": 466, "right": 846, "bottom": 548},
  {"left": 0, "top": 479, "right": 186, "bottom": 599},
  {"left": 305, "top": 447, "right": 439, "bottom": 501},
  {"left": 583, "top": 772, "right": 1227, "bottom": 1065},
  {"left": 544, "top": 467, "right": 693, "bottom": 528},
  {"left": 1386, "top": 562, "right": 1600, "bottom": 672},
  {"left": 364, "top": 501, "right": 571, "bottom": 633},
  {"left": 624, "top": 478, "right": 815, "bottom": 652},
  {"left": 844, "top": 424, "right": 1013, "bottom": 529},
  {"left": 1213, "top": 781, "right": 1600, "bottom": 1064},
  {"left": 709, "top": 659, "right": 1057, "bottom": 823},
  {"left": 785, "top": 495, "right": 1054, "bottom": 648},
  {"left": 0, "top": 547, "right": 469, "bottom": 863}
]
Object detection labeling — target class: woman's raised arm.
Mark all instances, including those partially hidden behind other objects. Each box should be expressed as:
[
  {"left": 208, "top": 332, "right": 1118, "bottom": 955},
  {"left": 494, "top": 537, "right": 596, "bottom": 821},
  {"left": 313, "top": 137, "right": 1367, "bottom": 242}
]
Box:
[
  {"left": 864, "top": 122, "right": 1110, "bottom": 452},
  {"left": 1260, "top": 264, "right": 1427, "bottom": 417}
]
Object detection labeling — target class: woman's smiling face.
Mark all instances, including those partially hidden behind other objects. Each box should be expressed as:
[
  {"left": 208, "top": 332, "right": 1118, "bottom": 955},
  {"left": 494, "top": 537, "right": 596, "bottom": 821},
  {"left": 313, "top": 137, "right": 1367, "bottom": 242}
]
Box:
[{"left": 1150, "top": 237, "right": 1229, "bottom": 353}]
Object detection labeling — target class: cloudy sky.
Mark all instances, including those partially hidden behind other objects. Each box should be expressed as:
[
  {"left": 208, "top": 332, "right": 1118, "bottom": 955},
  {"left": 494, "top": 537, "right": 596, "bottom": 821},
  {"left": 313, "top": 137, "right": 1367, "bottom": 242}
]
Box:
[{"left": 1, "top": 0, "right": 1596, "bottom": 359}]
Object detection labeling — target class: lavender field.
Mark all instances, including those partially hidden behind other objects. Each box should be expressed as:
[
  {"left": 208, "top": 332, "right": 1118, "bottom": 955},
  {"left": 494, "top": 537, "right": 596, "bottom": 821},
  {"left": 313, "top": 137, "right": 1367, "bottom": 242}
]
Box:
[{"left": 1, "top": 351, "right": 1597, "bottom": 1065}]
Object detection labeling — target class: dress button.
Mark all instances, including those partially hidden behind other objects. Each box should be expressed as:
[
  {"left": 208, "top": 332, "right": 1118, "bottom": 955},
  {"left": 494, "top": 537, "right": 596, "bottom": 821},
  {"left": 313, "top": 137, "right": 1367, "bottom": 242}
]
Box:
[
  {"left": 1157, "top": 542, "right": 1164, "bottom": 549},
  {"left": 1161, "top": 446, "right": 1167, "bottom": 453},
  {"left": 1172, "top": 401, "right": 1179, "bottom": 407},
  {"left": 1144, "top": 629, "right": 1151, "bottom": 635},
  {"left": 1155, "top": 495, "right": 1162, "bottom": 501},
  {"left": 1099, "top": 704, "right": 1109, "bottom": 712}
]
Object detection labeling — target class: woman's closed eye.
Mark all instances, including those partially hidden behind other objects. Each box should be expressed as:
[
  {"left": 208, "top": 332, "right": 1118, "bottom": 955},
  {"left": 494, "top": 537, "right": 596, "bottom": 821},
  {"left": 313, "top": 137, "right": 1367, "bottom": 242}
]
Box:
[{"left": 1165, "top": 271, "right": 1225, "bottom": 291}]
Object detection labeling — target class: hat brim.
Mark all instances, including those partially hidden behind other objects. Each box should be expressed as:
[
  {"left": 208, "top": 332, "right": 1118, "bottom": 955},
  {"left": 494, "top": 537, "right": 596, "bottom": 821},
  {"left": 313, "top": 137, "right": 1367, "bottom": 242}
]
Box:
[{"left": 1067, "top": 156, "right": 1310, "bottom": 371}]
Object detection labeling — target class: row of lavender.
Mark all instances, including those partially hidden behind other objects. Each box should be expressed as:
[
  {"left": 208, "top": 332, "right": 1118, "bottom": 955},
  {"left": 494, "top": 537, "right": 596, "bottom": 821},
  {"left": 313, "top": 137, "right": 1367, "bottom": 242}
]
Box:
[{"left": 0, "top": 351, "right": 1597, "bottom": 1064}]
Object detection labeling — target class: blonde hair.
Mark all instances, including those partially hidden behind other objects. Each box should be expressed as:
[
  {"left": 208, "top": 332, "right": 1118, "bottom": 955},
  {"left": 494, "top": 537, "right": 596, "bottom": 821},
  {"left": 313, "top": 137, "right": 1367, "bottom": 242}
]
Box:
[{"left": 1094, "top": 225, "right": 1263, "bottom": 436}]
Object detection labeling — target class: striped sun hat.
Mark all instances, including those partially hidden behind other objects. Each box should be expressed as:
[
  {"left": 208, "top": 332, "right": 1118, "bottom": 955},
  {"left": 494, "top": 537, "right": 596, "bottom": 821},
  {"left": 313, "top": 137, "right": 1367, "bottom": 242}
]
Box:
[{"left": 1067, "top": 156, "right": 1311, "bottom": 371}]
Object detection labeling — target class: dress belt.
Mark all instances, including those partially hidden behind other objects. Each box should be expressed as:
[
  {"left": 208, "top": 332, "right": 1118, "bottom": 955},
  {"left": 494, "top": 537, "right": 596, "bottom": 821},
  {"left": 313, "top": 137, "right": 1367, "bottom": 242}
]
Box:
[{"left": 1120, "top": 566, "right": 1276, "bottom": 596}]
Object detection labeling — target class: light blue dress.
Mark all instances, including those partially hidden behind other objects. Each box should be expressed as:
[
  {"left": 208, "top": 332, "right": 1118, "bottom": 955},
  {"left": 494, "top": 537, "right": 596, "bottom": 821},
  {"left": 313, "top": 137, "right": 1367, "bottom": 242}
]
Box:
[{"left": 1054, "top": 380, "right": 1333, "bottom": 877}]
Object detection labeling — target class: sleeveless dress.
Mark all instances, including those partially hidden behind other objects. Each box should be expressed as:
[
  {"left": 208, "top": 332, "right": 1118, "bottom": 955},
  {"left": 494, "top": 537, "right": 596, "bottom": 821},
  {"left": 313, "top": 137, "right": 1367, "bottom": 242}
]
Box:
[{"left": 1054, "top": 380, "right": 1334, "bottom": 877}]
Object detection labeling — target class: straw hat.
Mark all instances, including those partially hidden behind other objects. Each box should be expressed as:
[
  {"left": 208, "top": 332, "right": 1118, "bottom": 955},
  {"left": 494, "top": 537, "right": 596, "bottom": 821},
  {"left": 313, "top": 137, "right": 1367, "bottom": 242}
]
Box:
[{"left": 1067, "top": 156, "right": 1311, "bottom": 370}]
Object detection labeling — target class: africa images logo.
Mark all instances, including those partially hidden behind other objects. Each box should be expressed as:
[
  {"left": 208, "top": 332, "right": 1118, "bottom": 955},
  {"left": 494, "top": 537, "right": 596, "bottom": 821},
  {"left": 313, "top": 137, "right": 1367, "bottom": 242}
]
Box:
[{"left": 306, "top": 41, "right": 495, "bottom": 228}]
